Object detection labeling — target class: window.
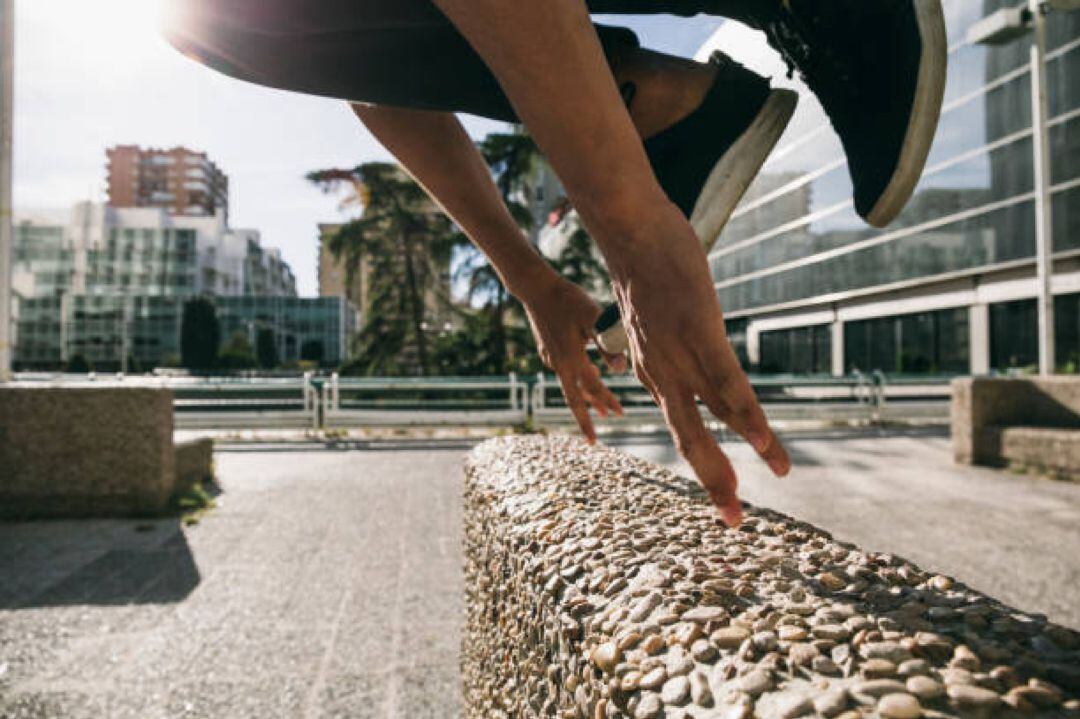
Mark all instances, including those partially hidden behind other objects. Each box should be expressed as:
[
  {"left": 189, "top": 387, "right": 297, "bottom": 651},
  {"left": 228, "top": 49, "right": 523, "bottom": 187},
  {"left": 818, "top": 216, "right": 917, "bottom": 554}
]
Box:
[
  {"left": 990, "top": 299, "right": 1037, "bottom": 371},
  {"left": 1056, "top": 292, "right": 1080, "bottom": 373},
  {"left": 845, "top": 307, "right": 969, "bottom": 375},
  {"left": 759, "top": 324, "right": 831, "bottom": 375}
]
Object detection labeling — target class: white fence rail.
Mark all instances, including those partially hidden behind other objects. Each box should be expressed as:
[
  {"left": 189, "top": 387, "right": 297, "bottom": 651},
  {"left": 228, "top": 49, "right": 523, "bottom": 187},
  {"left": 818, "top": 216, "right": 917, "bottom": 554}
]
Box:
[
  {"left": 532, "top": 371, "right": 939, "bottom": 426},
  {"left": 9, "top": 371, "right": 952, "bottom": 429},
  {"left": 322, "top": 373, "right": 528, "bottom": 427}
]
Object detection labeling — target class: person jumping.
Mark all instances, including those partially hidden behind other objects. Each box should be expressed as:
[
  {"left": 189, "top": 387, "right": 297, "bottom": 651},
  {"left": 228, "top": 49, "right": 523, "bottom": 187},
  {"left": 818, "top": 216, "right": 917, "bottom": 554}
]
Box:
[{"left": 164, "top": 0, "right": 946, "bottom": 526}]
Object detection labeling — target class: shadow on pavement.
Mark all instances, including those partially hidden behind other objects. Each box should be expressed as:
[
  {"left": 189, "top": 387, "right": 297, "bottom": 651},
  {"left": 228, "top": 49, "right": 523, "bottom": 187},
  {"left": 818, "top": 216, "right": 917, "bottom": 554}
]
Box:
[{"left": 0, "top": 520, "right": 200, "bottom": 610}]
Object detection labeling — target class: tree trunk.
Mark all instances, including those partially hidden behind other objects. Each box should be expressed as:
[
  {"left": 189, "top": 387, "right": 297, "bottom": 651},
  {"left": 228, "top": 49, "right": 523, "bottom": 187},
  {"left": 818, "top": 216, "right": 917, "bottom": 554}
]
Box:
[{"left": 400, "top": 230, "right": 429, "bottom": 375}]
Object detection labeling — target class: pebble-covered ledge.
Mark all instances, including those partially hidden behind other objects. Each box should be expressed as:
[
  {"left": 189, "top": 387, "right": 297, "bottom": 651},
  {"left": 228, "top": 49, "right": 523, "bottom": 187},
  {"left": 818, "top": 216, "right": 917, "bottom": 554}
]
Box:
[{"left": 462, "top": 436, "right": 1080, "bottom": 719}]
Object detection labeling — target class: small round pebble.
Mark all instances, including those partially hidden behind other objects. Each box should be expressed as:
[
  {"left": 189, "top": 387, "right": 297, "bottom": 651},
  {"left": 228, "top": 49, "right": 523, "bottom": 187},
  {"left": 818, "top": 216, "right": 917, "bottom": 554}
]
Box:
[
  {"left": 947, "top": 683, "right": 1001, "bottom": 709},
  {"left": 878, "top": 693, "right": 923, "bottom": 719},
  {"left": 592, "top": 643, "right": 621, "bottom": 673},
  {"left": 634, "top": 693, "right": 662, "bottom": 719},
  {"left": 661, "top": 675, "right": 690, "bottom": 705},
  {"left": 905, "top": 675, "right": 944, "bottom": 700}
]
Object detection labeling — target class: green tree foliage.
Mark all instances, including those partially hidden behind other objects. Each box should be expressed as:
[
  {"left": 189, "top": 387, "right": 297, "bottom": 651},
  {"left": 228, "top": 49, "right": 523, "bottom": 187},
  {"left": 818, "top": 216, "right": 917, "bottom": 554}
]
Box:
[
  {"left": 552, "top": 226, "right": 609, "bottom": 296},
  {"left": 217, "top": 331, "right": 257, "bottom": 370},
  {"left": 313, "top": 131, "right": 612, "bottom": 377},
  {"left": 308, "top": 163, "right": 456, "bottom": 376},
  {"left": 181, "top": 297, "right": 220, "bottom": 371},
  {"left": 255, "top": 327, "right": 278, "bottom": 369},
  {"left": 452, "top": 131, "right": 542, "bottom": 373}
]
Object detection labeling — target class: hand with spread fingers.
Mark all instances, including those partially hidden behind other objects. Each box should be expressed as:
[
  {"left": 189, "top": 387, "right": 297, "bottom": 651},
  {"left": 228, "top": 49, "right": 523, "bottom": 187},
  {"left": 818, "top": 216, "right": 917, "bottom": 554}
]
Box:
[
  {"left": 523, "top": 274, "right": 626, "bottom": 443},
  {"left": 612, "top": 209, "right": 791, "bottom": 527}
]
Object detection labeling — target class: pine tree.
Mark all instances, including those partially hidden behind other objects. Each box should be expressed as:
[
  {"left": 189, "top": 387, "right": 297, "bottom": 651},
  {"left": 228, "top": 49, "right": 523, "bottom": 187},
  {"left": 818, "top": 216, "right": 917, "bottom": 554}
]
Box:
[{"left": 308, "top": 163, "right": 455, "bottom": 375}]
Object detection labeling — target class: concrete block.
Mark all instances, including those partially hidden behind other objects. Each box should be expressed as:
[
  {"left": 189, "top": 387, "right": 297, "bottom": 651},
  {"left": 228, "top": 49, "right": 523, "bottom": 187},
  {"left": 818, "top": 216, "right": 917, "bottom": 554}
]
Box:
[
  {"left": 173, "top": 438, "right": 214, "bottom": 497},
  {"left": 1000, "top": 426, "right": 1080, "bottom": 476},
  {"left": 0, "top": 386, "right": 175, "bottom": 518},
  {"left": 463, "top": 436, "right": 1080, "bottom": 718},
  {"left": 952, "top": 376, "right": 1080, "bottom": 468}
]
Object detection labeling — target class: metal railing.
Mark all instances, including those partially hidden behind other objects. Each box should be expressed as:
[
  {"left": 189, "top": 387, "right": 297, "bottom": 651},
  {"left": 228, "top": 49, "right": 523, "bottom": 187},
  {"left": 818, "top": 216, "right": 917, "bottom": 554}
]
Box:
[
  {"left": 532, "top": 371, "right": 952, "bottom": 426},
  {"left": 9, "top": 371, "right": 953, "bottom": 430},
  {"left": 322, "top": 372, "right": 528, "bottom": 427},
  {"left": 171, "top": 374, "right": 319, "bottom": 430},
  {"left": 9, "top": 372, "right": 319, "bottom": 430}
]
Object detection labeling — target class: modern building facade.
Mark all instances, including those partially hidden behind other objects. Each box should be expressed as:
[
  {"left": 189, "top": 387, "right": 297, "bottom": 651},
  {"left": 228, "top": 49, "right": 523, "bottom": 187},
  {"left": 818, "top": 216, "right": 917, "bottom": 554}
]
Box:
[
  {"left": 14, "top": 293, "right": 354, "bottom": 370},
  {"left": 12, "top": 202, "right": 294, "bottom": 299},
  {"left": 106, "top": 145, "right": 229, "bottom": 221},
  {"left": 699, "top": 0, "right": 1079, "bottom": 375},
  {"left": 8, "top": 202, "right": 353, "bottom": 370}
]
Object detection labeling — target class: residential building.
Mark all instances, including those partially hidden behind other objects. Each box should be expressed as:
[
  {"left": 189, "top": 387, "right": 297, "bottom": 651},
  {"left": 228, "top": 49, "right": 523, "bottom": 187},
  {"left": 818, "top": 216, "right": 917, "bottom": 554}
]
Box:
[
  {"left": 318, "top": 222, "right": 367, "bottom": 315},
  {"left": 12, "top": 202, "right": 293, "bottom": 299},
  {"left": 698, "top": 1, "right": 1080, "bottom": 375},
  {"left": 106, "top": 145, "right": 229, "bottom": 221}
]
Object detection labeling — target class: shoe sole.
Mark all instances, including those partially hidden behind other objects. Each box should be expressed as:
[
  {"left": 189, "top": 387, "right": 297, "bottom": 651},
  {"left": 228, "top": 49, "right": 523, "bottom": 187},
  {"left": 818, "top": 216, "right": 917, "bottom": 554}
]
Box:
[
  {"left": 863, "top": 0, "right": 948, "bottom": 228},
  {"left": 596, "top": 88, "right": 798, "bottom": 355}
]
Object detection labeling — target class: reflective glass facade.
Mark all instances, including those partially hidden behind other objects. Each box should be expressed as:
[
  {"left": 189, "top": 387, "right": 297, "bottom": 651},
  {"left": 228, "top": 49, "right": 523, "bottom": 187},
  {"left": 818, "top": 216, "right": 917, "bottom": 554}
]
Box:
[
  {"left": 845, "top": 308, "right": 970, "bottom": 374},
  {"left": 14, "top": 295, "right": 355, "bottom": 371},
  {"left": 708, "top": 0, "right": 1079, "bottom": 374}
]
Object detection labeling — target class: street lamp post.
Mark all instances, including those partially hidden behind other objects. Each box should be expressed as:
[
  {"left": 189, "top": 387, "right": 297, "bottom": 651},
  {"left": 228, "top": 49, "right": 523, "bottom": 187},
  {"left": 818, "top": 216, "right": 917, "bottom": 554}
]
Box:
[{"left": 0, "top": 0, "right": 13, "bottom": 380}]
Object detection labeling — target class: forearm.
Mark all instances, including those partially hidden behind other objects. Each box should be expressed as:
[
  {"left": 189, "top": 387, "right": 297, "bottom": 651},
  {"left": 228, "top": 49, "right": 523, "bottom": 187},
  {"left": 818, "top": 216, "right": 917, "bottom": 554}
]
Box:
[
  {"left": 428, "top": 0, "right": 672, "bottom": 278},
  {"left": 350, "top": 103, "right": 559, "bottom": 302}
]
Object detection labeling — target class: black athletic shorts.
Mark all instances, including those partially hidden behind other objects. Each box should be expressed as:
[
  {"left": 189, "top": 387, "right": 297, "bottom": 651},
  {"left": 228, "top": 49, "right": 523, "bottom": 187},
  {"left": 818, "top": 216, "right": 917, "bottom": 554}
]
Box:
[{"left": 163, "top": 0, "right": 743, "bottom": 122}]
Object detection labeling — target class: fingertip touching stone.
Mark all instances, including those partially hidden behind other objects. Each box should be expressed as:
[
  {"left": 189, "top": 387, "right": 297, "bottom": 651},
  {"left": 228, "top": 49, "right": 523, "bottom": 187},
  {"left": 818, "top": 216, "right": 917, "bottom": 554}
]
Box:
[{"left": 462, "top": 436, "right": 1080, "bottom": 718}]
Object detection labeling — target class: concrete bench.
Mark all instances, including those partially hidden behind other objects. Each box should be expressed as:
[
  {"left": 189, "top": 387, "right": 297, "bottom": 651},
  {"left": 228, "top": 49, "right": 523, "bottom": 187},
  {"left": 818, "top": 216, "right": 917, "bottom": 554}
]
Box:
[
  {"left": 464, "top": 436, "right": 1080, "bottom": 719},
  {"left": 0, "top": 386, "right": 213, "bottom": 519},
  {"left": 952, "top": 377, "right": 1080, "bottom": 476}
]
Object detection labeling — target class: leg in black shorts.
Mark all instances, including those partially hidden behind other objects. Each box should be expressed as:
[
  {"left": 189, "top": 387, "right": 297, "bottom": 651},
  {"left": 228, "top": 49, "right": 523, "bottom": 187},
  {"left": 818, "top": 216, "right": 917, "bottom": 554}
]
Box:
[
  {"left": 164, "top": 0, "right": 945, "bottom": 228},
  {"left": 163, "top": 0, "right": 750, "bottom": 123}
]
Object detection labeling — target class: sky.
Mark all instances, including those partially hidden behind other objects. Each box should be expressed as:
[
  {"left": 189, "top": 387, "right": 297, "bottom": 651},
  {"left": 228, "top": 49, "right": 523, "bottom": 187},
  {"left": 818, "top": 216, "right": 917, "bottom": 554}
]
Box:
[{"left": 13, "top": 1, "right": 725, "bottom": 296}]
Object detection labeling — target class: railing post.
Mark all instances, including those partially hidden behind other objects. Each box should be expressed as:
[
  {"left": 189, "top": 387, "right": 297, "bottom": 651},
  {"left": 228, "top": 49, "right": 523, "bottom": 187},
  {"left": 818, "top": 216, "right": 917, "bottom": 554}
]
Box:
[
  {"left": 872, "top": 370, "right": 886, "bottom": 424},
  {"left": 332, "top": 371, "right": 340, "bottom": 412},
  {"left": 302, "top": 371, "right": 312, "bottom": 414},
  {"left": 508, "top": 372, "right": 518, "bottom": 412}
]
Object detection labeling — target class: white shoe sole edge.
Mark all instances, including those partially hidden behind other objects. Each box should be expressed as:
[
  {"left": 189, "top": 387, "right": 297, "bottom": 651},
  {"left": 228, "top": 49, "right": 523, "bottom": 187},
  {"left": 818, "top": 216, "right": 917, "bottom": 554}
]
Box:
[
  {"left": 864, "top": 0, "right": 948, "bottom": 228},
  {"left": 597, "top": 88, "right": 798, "bottom": 356}
]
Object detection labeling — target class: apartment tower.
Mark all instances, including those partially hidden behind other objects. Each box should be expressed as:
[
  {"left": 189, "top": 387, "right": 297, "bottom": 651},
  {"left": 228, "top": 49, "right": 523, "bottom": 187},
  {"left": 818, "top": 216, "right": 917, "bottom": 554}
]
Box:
[{"left": 106, "top": 145, "right": 229, "bottom": 221}]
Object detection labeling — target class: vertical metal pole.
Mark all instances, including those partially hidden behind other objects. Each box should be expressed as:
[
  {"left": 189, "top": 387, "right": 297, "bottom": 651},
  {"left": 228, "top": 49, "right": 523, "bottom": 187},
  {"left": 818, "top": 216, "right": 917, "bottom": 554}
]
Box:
[
  {"left": 0, "top": 0, "right": 13, "bottom": 380},
  {"left": 1030, "top": 0, "right": 1055, "bottom": 375},
  {"left": 121, "top": 295, "right": 129, "bottom": 374},
  {"left": 830, "top": 315, "right": 845, "bottom": 377}
]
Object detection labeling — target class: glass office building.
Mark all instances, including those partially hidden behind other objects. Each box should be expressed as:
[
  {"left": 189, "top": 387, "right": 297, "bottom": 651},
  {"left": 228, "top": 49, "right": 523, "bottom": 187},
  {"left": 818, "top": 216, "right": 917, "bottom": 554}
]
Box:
[
  {"left": 700, "top": 0, "right": 1079, "bottom": 375},
  {"left": 11, "top": 202, "right": 354, "bottom": 370},
  {"left": 15, "top": 294, "right": 355, "bottom": 370}
]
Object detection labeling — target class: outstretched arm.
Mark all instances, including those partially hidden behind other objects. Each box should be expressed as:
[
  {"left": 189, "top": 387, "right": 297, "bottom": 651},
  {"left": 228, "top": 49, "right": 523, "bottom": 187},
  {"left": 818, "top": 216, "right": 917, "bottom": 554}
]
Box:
[
  {"left": 425, "top": 0, "right": 790, "bottom": 526},
  {"left": 350, "top": 103, "right": 623, "bottom": 440}
]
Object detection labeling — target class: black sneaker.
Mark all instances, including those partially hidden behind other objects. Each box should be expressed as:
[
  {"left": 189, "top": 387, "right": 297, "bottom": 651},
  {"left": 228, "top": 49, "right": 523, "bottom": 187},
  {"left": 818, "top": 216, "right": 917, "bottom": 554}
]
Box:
[
  {"left": 595, "top": 51, "right": 797, "bottom": 355},
  {"left": 759, "top": 0, "right": 946, "bottom": 227}
]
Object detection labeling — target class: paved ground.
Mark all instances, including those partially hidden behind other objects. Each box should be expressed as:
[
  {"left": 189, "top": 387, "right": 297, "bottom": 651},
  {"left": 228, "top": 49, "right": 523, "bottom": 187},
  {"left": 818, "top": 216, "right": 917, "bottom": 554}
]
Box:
[
  {"left": 622, "top": 428, "right": 1080, "bottom": 629},
  {"left": 1, "top": 430, "right": 1078, "bottom": 718},
  {"left": 0, "top": 447, "right": 466, "bottom": 719}
]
